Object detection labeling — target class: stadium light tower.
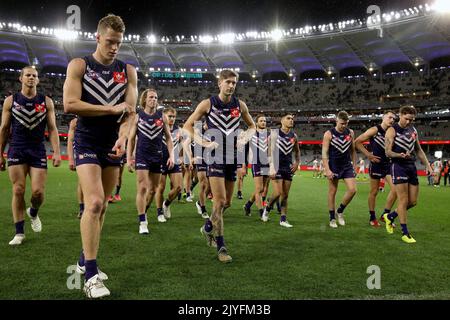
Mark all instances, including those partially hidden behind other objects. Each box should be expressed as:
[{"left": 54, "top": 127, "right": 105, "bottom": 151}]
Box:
[{"left": 433, "top": 0, "right": 450, "bottom": 13}]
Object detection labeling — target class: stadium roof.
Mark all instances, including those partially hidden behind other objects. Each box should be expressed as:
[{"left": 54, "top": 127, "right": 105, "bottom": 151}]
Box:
[{"left": 1, "top": 14, "right": 450, "bottom": 77}]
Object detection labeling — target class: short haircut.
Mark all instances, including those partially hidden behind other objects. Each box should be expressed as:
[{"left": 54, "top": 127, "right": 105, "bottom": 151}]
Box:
[
  {"left": 337, "top": 111, "right": 349, "bottom": 121},
  {"left": 163, "top": 106, "right": 177, "bottom": 114},
  {"left": 20, "top": 66, "right": 37, "bottom": 77},
  {"left": 399, "top": 105, "right": 417, "bottom": 116},
  {"left": 384, "top": 110, "right": 395, "bottom": 115},
  {"left": 255, "top": 114, "right": 266, "bottom": 122},
  {"left": 139, "top": 88, "right": 157, "bottom": 109},
  {"left": 97, "top": 14, "right": 125, "bottom": 34},
  {"left": 282, "top": 113, "right": 295, "bottom": 120},
  {"left": 219, "top": 69, "right": 239, "bottom": 82}
]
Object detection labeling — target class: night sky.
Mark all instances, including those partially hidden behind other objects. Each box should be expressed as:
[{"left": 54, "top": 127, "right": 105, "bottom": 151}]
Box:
[{"left": 0, "top": 0, "right": 426, "bottom": 36}]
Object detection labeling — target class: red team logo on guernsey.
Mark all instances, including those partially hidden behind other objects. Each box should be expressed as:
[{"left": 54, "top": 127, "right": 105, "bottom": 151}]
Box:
[
  {"left": 34, "top": 103, "right": 46, "bottom": 113},
  {"left": 155, "top": 119, "right": 163, "bottom": 127},
  {"left": 344, "top": 135, "right": 351, "bottom": 141},
  {"left": 113, "top": 72, "right": 126, "bottom": 83},
  {"left": 290, "top": 137, "right": 296, "bottom": 144},
  {"left": 230, "top": 108, "right": 240, "bottom": 118}
]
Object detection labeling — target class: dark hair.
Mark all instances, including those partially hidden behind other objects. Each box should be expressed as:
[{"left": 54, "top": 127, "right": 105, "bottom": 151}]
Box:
[
  {"left": 399, "top": 105, "right": 417, "bottom": 116},
  {"left": 255, "top": 114, "right": 266, "bottom": 122}
]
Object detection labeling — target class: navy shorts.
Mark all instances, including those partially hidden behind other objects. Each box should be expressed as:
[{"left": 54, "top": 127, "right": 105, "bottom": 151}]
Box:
[
  {"left": 369, "top": 161, "right": 391, "bottom": 179},
  {"left": 391, "top": 162, "right": 419, "bottom": 186},
  {"left": 330, "top": 163, "right": 356, "bottom": 180},
  {"left": 135, "top": 152, "right": 162, "bottom": 173},
  {"left": 162, "top": 163, "right": 181, "bottom": 175},
  {"left": 252, "top": 164, "right": 269, "bottom": 177},
  {"left": 272, "top": 167, "right": 293, "bottom": 181},
  {"left": 196, "top": 162, "right": 208, "bottom": 172},
  {"left": 7, "top": 144, "right": 47, "bottom": 169},
  {"left": 207, "top": 164, "right": 238, "bottom": 182},
  {"left": 74, "top": 144, "right": 121, "bottom": 168}
]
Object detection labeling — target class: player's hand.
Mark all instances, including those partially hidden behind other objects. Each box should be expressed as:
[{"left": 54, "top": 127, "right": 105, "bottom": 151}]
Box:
[
  {"left": 291, "top": 161, "right": 299, "bottom": 174},
  {"left": 52, "top": 153, "right": 61, "bottom": 167},
  {"left": 127, "top": 158, "right": 135, "bottom": 173},
  {"left": 109, "top": 136, "right": 127, "bottom": 159},
  {"left": 325, "top": 169, "right": 335, "bottom": 180},
  {"left": 399, "top": 152, "right": 411, "bottom": 159},
  {"left": 269, "top": 165, "right": 277, "bottom": 179},
  {"left": 69, "top": 159, "right": 76, "bottom": 171},
  {"left": 112, "top": 102, "right": 134, "bottom": 116},
  {"left": 189, "top": 163, "right": 194, "bottom": 171},
  {"left": 368, "top": 154, "right": 381, "bottom": 163},
  {"left": 0, "top": 155, "right": 6, "bottom": 171},
  {"left": 167, "top": 157, "right": 174, "bottom": 170}
]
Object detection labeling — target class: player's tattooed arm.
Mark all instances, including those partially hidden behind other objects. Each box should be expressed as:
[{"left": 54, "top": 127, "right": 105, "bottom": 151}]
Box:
[
  {"left": 355, "top": 127, "right": 381, "bottom": 163},
  {"left": 385, "top": 127, "right": 407, "bottom": 159}
]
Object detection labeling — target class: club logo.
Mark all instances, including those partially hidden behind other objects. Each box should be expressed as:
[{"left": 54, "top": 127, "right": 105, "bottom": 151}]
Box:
[
  {"left": 34, "top": 103, "right": 46, "bottom": 113},
  {"left": 155, "top": 119, "right": 163, "bottom": 127},
  {"left": 230, "top": 108, "right": 240, "bottom": 118},
  {"left": 113, "top": 72, "right": 126, "bottom": 83}
]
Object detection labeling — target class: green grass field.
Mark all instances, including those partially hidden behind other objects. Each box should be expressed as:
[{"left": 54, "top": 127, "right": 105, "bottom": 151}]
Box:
[{"left": 1, "top": 162, "right": 449, "bottom": 300}]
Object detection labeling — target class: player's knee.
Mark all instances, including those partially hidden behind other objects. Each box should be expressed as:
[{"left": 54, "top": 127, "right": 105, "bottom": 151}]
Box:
[
  {"left": 349, "top": 187, "right": 357, "bottom": 196},
  {"left": 214, "top": 197, "right": 226, "bottom": 208},
  {"left": 31, "top": 189, "right": 44, "bottom": 200},
  {"left": 88, "top": 198, "right": 104, "bottom": 214},
  {"left": 12, "top": 184, "right": 26, "bottom": 197}
]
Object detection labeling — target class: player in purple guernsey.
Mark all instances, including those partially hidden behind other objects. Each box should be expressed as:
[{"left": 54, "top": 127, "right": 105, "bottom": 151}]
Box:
[
  {"left": 263, "top": 114, "right": 300, "bottom": 227},
  {"left": 243, "top": 115, "right": 271, "bottom": 218},
  {"left": 155, "top": 107, "right": 183, "bottom": 222},
  {"left": 355, "top": 110, "right": 397, "bottom": 227},
  {"left": 322, "top": 111, "right": 357, "bottom": 228},
  {"left": 183, "top": 69, "right": 256, "bottom": 263},
  {"left": 127, "top": 89, "right": 174, "bottom": 232},
  {"left": 0, "top": 66, "right": 61, "bottom": 246},
  {"left": 63, "top": 14, "right": 137, "bottom": 298},
  {"left": 384, "top": 106, "right": 432, "bottom": 244}
]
